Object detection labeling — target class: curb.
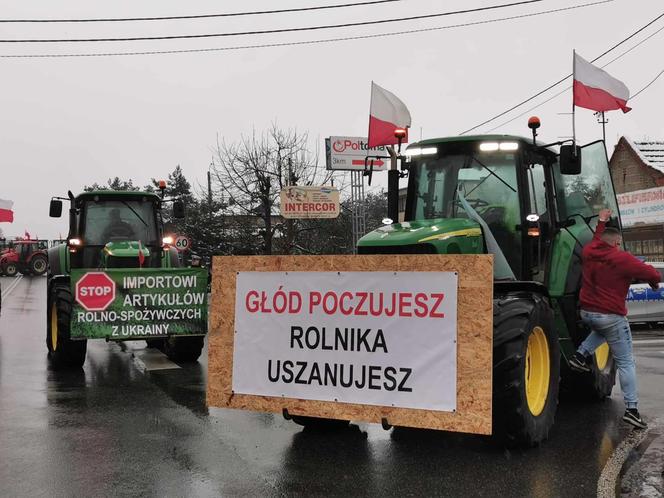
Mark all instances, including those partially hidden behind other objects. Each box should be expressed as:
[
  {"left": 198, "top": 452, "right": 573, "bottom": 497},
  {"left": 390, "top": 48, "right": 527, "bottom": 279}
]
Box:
[{"left": 618, "top": 420, "right": 663, "bottom": 497}]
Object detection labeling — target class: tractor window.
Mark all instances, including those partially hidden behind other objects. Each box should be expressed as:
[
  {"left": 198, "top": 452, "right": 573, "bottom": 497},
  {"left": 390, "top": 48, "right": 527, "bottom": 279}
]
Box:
[
  {"left": 408, "top": 149, "right": 522, "bottom": 276},
  {"left": 81, "top": 200, "right": 158, "bottom": 245},
  {"left": 554, "top": 141, "right": 619, "bottom": 228}
]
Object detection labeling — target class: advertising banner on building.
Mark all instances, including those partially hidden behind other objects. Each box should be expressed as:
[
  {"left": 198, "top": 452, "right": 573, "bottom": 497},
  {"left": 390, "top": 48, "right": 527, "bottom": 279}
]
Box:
[
  {"left": 70, "top": 268, "right": 208, "bottom": 339},
  {"left": 325, "top": 136, "right": 390, "bottom": 171},
  {"left": 232, "top": 271, "right": 458, "bottom": 412},
  {"left": 280, "top": 186, "right": 340, "bottom": 219},
  {"left": 617, "top": 186, "right": 664, "bottom": 227}
]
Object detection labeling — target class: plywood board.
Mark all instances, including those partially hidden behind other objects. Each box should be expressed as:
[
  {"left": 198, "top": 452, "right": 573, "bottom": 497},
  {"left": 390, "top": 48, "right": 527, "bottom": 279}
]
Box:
[{"left": 207, "top": 255, "right": 493, "bottom": 435}]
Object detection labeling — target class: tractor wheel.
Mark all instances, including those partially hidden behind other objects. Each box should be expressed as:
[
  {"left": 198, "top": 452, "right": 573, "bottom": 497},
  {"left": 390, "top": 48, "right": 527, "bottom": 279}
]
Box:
[
  {"left": 30, "top": 255, "right": 48, "bottom": 276},
  {"left": 493, "top": 293, "right": 560, "bottom": 447},
  {"left": 47, "top": 284, "right": 87, "bottom": 369},
  {"left": 162, "top": 336, "right": 204, "bottom": 363},
  {"left": 290, "top": 415, "right": 350, "bottom": 430},
  {"left": 3, "top": 263, "right": 18, "bottom": 277},
  {"left": 562, "top": 342, "right": 616, "bottom": 400}
]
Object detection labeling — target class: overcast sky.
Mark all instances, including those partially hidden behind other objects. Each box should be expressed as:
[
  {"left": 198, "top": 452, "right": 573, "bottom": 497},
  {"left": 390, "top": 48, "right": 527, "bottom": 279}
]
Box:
[{"left": 0, "top": 0, "right": 662, "bottom": 238}]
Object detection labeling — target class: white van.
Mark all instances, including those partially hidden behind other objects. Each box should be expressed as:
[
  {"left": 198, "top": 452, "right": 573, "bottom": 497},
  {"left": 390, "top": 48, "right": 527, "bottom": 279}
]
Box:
[{"left": 627, "top": 262, "right": 664, "bottom": 323}]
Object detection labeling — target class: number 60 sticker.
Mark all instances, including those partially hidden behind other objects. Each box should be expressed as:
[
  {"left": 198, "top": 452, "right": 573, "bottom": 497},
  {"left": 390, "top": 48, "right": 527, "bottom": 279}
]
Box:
[{"left": 175, "top": 235, "right": 191, "bottom": 252}]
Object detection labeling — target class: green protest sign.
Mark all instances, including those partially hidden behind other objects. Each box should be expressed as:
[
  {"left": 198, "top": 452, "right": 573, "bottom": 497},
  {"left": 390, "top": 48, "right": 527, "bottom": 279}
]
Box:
[{"left": 70, "top": 268, "right": 208, "bottom": 340}]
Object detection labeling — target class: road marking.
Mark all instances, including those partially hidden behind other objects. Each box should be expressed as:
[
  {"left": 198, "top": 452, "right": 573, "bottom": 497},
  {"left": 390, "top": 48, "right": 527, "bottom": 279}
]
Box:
[
  {"left": 132, "top": 348, "right": 181, "bottom": 372},
  {"left": 633, "top": 339, "right": 664, "bottom": 346},
  {"left": 0, "top": 275, "right": 23, "bottom": 301}
]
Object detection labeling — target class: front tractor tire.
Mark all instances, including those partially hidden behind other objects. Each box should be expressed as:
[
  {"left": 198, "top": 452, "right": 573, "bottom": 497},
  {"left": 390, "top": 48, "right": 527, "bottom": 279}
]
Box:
[
  {"left": 30, "top": 255, "right": 48, "bottom": 276},
  {"left": 3, "top": 263, "right": 18, "bottom": 277},
  {"left": 493, "top": 293, "right": 560, "bottom": 447},
  {"left": 47, "top": 284, "right": 87, "bottom": 369},
  {"left": 161, "top": 336, "right": 204, "bottom": 363}
]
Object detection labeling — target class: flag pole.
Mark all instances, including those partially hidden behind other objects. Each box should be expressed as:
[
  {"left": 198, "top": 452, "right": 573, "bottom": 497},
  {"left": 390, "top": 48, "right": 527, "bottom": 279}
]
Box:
[{"left": 572, "top": 49, "right": 576, "bottom": 147}]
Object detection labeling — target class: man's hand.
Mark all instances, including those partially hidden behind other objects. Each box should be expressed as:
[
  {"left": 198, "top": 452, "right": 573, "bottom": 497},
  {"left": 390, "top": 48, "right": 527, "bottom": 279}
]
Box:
[{"left": 599, "top": 208, "right": 612, "bottom": 222}]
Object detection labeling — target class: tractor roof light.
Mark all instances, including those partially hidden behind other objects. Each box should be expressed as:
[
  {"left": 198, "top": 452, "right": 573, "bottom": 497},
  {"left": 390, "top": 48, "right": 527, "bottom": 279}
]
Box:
[
  {"left": 528, "top": 116, "right": 541, "bottom": 130},
  {"left": 68, "top": 238, "right": 81, "bottom": 246},
  {"left": 162, "top": 235, "right": 174, "bottom": 246},
  {"left": 405, "top": 147, "right": 437, "bottom": 158},
  {"left": 394, "top": 128, "right": 407, "bottom": 139},
  {"left": 479, "top": 142, "right": 499, "bottom": 152},
  {"left": 499, "top": 142, "right": 519, "bottom": 151},
  {"left": 480, "top": 142, "right": 519, "bottom": 152}
]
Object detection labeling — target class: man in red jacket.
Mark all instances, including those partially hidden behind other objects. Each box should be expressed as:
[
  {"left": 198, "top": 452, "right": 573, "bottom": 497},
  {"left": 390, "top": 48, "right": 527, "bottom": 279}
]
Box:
[{"left": 569, "top": 208, "right": 659, "bottom": 429}]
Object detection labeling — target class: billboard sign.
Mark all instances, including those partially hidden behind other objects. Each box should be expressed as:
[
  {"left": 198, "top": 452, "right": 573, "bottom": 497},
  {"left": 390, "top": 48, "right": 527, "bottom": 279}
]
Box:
[
  {"left": 232, "top": 270, "right": 458, "bottom": 412},
  {"left": 70, "top": 268, "right": 208, "bottom": 340},
  {"left": 617, "top": 186, "right": 664, "bottom": 227},
  {"left": 280, "top": 186, "right": 340, "bottom": 219},
  {"left": 326, "top": 136, "right": 390, "bottom": 171}
]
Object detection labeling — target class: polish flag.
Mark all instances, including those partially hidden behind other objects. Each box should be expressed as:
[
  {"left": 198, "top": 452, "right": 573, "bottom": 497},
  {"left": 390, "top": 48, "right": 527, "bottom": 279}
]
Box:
[
  {"left": 138, "top": 240, "right": 145, "bottom": 267},
  {"left": 0, "top": 199, "right": 14, "bottom": 223},
  {"left": 573, "top": 52, "right": 631, "bottom": 113},
  {"left": 367, "top": 82, "right": 411, "bottom": 148}
]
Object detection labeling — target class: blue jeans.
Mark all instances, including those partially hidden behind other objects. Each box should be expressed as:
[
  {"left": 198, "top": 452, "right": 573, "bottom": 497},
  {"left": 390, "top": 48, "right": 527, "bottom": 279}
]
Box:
[{"left": 578, "top": 310, "right": 638, "bottom": 409}]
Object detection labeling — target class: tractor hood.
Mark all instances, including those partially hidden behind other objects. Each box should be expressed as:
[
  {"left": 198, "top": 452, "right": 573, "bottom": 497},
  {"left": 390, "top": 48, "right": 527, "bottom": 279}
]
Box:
[
  {"left": 358, "top": 218, "right": 484, "bottom": 254},
  {"left": 103, "top": 241, "right": 151, "bottom": 258}
]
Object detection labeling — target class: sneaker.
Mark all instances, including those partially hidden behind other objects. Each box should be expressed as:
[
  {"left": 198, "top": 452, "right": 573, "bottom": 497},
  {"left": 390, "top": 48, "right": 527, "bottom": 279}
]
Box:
[
  {"left": 623, "top": 409, "right": 648, "bottom": 429},
  {"left": 569, "top": 352, "right": 591, "bottom": 373}
]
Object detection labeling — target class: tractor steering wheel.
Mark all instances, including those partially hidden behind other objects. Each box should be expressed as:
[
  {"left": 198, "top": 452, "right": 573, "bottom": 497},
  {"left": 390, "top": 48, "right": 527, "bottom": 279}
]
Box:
[
  {"left": 453, "top": 198, "right": 489, "bottom": 209},
  {"left": 104, "top": 224, "right": 135, "bottom": 241}
]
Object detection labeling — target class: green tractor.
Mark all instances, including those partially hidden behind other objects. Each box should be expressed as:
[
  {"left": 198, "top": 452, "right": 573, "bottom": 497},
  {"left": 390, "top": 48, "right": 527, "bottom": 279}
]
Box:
[
  {"left": 47, "top": 188, "right": 208, "bottom": 368},
  {"left": 357, "top": 121, "right": 618, "bottom": 446}
]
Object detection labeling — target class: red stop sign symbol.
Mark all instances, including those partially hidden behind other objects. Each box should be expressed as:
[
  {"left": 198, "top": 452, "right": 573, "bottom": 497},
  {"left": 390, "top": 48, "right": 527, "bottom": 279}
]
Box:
[{"left": 75, "top": 272, "right": 116, "bottom": 311}]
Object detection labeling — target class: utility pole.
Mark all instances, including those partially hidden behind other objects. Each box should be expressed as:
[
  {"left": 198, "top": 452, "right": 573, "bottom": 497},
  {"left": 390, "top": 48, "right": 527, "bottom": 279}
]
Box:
[
  {"left": 286, "top": 157, "right": 294, "bottom": 255},
  {"left": 207, "top": 158, "right": 213, "bottom": 221},
  {"left": 594, "top": 111, "right": 608, "bottom": 142}
]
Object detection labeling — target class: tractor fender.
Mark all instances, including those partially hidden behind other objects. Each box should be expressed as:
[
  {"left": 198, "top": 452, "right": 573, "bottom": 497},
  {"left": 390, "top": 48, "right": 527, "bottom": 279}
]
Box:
[
  {"left": 493, "top": 289, "right": 551, "bottom": 347},
  {"left": 47, "top": 245, "right": 68, "bottom": 276}
]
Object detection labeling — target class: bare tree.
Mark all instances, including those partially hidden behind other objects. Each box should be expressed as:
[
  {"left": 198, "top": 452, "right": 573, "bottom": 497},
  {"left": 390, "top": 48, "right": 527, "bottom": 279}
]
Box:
[{"left": 211, "top": 124, "right": 333, "bottom": 255}]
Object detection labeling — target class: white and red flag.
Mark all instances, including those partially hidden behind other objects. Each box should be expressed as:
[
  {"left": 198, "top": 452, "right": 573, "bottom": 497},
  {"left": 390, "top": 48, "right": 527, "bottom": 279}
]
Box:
[
  {"left": 138, "top": 241, "right": 145, "bottom": 267},
  {"left": 367, "top": 82, "right": 411, "bottom": 148},
  {"left": 573, "top": 52, "right": 631, "bottom": 113},
  {"left": 0, "top": 199, "right": 13, "bottom": 223}
]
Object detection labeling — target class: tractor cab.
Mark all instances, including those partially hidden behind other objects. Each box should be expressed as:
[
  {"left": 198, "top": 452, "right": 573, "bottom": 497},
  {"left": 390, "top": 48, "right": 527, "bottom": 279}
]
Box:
[
  {"left": 0, "top": 239, "right": 48, "bottom": 276},
  {"left": 49, "top": 190, "right": 185, "bottom": 271},
  {"left": 359, "top": 132, "right": 620, "bottom": 287}
]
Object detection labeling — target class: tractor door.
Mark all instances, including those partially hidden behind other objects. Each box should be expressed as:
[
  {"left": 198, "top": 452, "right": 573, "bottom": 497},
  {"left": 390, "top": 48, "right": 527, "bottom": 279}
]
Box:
[{"left": 548, "top": 140, "right": 620, "bottom": 348}]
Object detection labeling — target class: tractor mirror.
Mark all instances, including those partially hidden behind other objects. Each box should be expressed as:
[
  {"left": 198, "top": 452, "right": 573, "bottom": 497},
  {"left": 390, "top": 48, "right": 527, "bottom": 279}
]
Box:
[
  {"left": 49, "top": 199, "right": 63, "bottom": 218},
  {"left": 559, "top": 145, "right": 581, "bottom": 175},
  {"left": 173, "top": 200, "right": 186, "bottom": 219}
]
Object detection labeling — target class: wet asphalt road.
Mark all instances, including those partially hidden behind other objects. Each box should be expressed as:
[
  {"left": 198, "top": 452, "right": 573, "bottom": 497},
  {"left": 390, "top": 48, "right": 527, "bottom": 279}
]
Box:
[{"left": 1, "top": 275, "right": 662, "bottom": 497}]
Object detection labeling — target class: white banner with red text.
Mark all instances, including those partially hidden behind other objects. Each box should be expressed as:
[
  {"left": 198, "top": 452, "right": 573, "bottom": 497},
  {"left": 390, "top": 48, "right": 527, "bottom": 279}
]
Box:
[{"left": 232, "top": 271, "right": 458, "bottom": 412}]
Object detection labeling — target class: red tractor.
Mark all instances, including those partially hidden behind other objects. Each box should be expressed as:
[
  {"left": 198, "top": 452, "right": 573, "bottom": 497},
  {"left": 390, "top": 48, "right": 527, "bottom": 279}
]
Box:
[{"left": 0, "top": 240, "right": 48, "bottom": 277}]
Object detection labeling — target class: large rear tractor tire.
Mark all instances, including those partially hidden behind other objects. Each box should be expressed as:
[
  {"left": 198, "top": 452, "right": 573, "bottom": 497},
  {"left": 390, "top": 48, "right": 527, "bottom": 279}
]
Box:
[
  {"left": 3, "top": 263, "right": 18, "bottom": 277},
  {"left": 30, "top": 255, "right": 48, "bottom": 276},
  {"left": 47, "top": 284, "right": 87, "bottom": 369},
  {"left": 562, "top": 341, "right": 616, "bottom": 400},
  {"left": 162, "top": 336, "right": 204, "bottom": 363},
  {"left": 493, "top": 293, "right": 560, "bottom": 447}
]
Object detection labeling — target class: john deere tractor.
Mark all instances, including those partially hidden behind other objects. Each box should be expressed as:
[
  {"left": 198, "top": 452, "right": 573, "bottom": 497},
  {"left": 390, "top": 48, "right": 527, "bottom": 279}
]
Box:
[
  {"left": 47, "top": 189, "right": 208, "bottom": 368},
  {"left": 357, "top": 120, "right": 619, "bottom": 446}
]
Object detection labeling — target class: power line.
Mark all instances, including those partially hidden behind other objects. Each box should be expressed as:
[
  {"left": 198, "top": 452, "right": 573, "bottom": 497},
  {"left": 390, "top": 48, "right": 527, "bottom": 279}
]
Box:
[
  {"left": 484, "top": 22, "right": 664, "bottom": 131},
  {"left": 0, "top": 0, "right": 546, "bottom": 43},
  {"left": 459, "top": 11, "right": 664, "bottom": 134},
  {"left": 0, "top": 0, "right": 404, "bottom": 23},
  {"left": 630, "top": 69, "right": 664, "bottom": 100},
  {"left": 0, "top": 1, "right": 610, "bottom": 58}
]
